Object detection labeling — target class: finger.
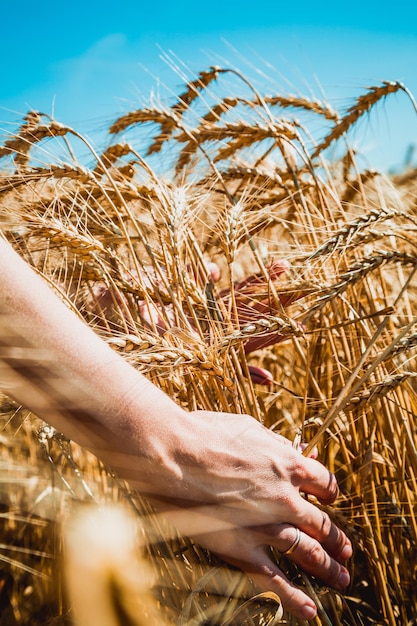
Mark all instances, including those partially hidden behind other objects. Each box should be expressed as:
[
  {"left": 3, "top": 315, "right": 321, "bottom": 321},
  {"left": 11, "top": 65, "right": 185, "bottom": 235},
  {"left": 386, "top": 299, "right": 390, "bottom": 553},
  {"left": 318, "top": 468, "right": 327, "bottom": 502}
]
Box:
[
  {"left": 244, "top": 331, "right": 286, "bottom": 354},
  {"left": 198, "top": 524, "right": 317, "bottom": 619},
  {"left": 265, "top": 429, "right": 335, "bottom": 495},
  {"left": 245, "top": 548, "right": 318, "bottom": 621},
  {"left": 266, "top": 428, "right": 319, "bottom": 457},
  {"left": 220, "top": 259, "right": 289, "bottom": 301},
  {"left": 264, "top": 429, "right": 323, "bottom": 467},
  {"left": 243, "top": 321, "right": 304, "bottom": 353},
  {"left": 248, "top": 365, "right": 274, "bottom": 385},
  {"left": 285, "top": 529, "right": 350, "bottom": 590},
  {"left": 289, "top": 497, "right": 352, "bottom": 562},
  {"left": 265, "top": 429, "right": 294, "bottom": 447},
  {"left": 257, "top": 524, "right": 350, "bottom": 592},
  {"left": 206, "top": 262, "right": 220, "bottom": 282},
  {"left": 265, "top": 259, "right": 290, "bottom": 279},
  {"left": 293, "top": 455, "right": 340, "bottom": 504},
  {"left": 300, "top": 442, "right": 319, "bottom": 459}
]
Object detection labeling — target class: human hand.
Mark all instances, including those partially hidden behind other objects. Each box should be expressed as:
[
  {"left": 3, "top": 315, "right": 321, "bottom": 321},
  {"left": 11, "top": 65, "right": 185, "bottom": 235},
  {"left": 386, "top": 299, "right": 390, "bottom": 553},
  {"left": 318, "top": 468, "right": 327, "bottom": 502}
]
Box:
[
  {"left": 90, "top": 259, "right": 303, "bottom": 383},
  {"left": 140, "top": 409, "right": 351, "bottom": 621},
  {"left": 218, "top": 259, "right": 304, "bottom": 354}
]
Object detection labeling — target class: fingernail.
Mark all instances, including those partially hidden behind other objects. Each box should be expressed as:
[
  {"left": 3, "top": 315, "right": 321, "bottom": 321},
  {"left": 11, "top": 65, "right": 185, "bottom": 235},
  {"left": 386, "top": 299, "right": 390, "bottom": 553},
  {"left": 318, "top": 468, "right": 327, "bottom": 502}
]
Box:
[
  {"left": 302, "top": 604, "right": 317, "bottom": 620},
  {"left": 337, "top": 568, "right": 350, "bottom": 588}
]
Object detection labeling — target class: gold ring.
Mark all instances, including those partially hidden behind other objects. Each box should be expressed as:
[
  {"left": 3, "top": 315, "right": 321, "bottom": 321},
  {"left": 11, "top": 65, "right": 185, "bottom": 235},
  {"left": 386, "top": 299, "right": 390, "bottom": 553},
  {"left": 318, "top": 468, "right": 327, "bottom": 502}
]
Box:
[{"left": 282, "top": 527, "right": 301, "bottom": 556}]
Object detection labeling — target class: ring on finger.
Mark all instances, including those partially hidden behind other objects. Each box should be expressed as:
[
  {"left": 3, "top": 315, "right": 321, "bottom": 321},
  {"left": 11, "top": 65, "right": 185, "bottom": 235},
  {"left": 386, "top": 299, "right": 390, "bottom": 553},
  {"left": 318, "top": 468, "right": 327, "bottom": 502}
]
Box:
[{"left": 281, "top": 527, "right": 301, "bottom": 556}]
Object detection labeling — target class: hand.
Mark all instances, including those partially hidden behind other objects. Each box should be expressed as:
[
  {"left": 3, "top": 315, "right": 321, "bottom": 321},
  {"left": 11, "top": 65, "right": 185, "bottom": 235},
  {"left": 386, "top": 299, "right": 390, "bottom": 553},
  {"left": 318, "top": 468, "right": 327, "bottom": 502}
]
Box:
[
  {"left": 218, "top": 259, "right": 304, "bottom": 354},
  {"left": 133, "top": 409, "right": 352, "bottom": 621},
  {"left": 90, "top": 259, "right": 304, "bottom": 383}
]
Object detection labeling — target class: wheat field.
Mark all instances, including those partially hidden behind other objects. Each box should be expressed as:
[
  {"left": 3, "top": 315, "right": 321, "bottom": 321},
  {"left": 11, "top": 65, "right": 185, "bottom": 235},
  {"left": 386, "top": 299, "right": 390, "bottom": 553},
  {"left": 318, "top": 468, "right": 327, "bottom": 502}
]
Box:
[{"left": 0, "top": 65, "right": 417, "bottom": 625}]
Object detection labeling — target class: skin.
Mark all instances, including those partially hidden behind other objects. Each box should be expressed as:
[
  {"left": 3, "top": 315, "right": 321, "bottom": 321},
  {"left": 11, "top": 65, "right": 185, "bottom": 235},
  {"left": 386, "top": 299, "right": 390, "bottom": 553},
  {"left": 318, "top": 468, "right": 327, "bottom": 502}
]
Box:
[{"left": 0, "top": 237, "right": 351, "bottom": 620}]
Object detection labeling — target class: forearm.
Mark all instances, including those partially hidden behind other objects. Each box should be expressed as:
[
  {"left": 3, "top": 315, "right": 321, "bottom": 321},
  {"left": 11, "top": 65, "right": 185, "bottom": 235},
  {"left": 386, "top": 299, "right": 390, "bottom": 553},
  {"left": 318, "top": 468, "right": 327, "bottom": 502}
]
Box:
[{"left": 0, "top": 238, "right": 186, "bottom": 491}]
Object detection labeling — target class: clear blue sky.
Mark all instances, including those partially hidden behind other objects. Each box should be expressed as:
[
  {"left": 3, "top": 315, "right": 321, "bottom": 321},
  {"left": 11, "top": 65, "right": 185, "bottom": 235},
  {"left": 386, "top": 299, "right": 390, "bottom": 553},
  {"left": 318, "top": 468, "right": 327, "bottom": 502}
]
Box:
[{"left": 2, "top": 0, "right": 417, "bottom": 172}]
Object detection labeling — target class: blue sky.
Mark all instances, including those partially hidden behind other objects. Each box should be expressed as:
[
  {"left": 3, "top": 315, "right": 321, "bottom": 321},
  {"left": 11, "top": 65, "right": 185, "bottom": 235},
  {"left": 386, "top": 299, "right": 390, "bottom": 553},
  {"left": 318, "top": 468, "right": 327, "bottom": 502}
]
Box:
[{"left": 2, "top": 1, "right": 417, "bottom": 172}]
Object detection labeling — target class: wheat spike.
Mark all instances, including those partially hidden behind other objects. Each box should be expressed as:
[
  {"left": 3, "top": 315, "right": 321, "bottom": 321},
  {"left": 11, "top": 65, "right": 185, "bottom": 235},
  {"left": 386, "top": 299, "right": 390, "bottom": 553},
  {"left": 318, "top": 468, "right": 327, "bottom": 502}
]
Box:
[
  {"left": 311, "top": 81, "right": 406, "bottom": 160},
  {"left": 264, "top": 93, "right": 339, "bottom": 121}
]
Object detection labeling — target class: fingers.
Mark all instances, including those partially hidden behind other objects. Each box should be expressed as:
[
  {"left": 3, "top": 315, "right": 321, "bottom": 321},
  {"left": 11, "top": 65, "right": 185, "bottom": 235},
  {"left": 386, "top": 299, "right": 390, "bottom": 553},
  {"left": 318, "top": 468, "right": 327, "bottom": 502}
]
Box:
[
  {"left": 205, "top": 518, "right": 350, "bottom": 620},
  {"left": 265, "top": 259, "right": 290, "bottom": 279},
  {"left": 209, "top": 527, "right": 318, "bottom": 620},
  {"left": 235, "top": 521, "right": 350, "bottom": 620},
  {"left": 206, "top": 261, "right": 220, "bottom": 282},
  {"left": 287, "top": 495, "right": 352, "bottom": 563},
  {"left": 268, "top": 450, "right": 352, "bottom": 561},
  {"left": 258, "top": 523, "right": 350, "bottom": 587},
  {"left": 239, "top": 546, "right": 319, "bottom": 620},
  {"left": 287, "top": 528, "right": 350, "bottom": 589},
  {"left": 244, "top": 331, "right": 286, "bottom": 354},
  {"left": 250, "top": 566, "right": 318, "bottom": 620}
]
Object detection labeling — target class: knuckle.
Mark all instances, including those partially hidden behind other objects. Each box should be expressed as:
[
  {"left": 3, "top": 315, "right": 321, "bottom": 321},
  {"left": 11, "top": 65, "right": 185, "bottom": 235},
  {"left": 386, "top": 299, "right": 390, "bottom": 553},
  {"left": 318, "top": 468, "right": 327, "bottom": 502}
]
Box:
[
  {"left": 282, "top": 587, "right": 302, "bottom": 612},
  {"left": 320, "top": 510, "right": 333, "bottom": 536},
  {"left": 304, "top": 541, "right": 325, "bottom": 568},
  {"left": 286, "top": 455, "right": 307, "bottom": 484},
  {"left": 327, "top": 473, "right": 340, "bottom": 500}
]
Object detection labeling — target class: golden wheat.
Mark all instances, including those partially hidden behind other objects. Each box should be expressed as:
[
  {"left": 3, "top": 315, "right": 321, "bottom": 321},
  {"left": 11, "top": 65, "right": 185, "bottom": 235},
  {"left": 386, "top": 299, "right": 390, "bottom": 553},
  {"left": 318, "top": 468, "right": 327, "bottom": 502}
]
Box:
[{"left": 0, "top": 64, "right": 417, "bottom": 625}]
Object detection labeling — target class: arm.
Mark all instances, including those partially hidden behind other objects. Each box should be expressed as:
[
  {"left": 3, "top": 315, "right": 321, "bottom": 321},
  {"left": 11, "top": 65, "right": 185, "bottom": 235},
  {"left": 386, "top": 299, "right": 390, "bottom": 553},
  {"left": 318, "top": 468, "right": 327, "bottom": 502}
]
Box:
[{"left": 0, "top": 237, "right": 351, "bottom": 620}]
